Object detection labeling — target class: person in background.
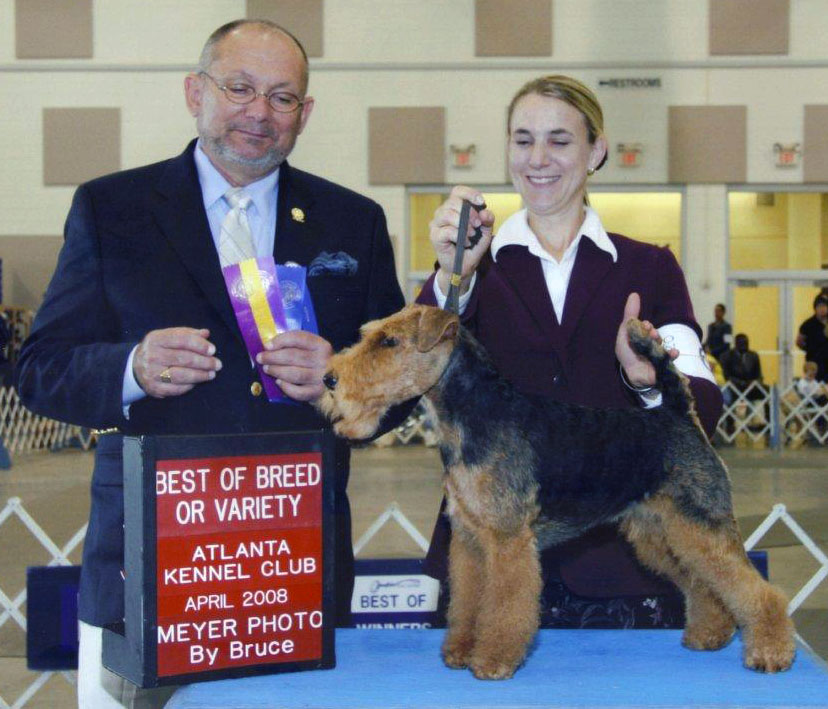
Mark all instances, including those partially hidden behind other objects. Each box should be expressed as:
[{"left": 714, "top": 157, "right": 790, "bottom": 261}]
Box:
[
  {"left": 0, "top": 311, "right": 10, "bottom": 386},
  {"left": 417, "top": 74, "right": 722, "bottom": 629},
  {"left": 783, "top": 361, "right": 828, "bottom": 446},
  {"left": 14, "top": 20, "right": 405, "bottom": 708},
  {"left": 796, "top": 294, "right": 828, "bottom": 382},
  {"left": 795, "top": 360, "right": 827, "bottom": 403},
  {"left": 703, "top": 302, "right": 732, "bottom": 363},
  {"left": 721, "top": 333, "right": 763, "bottom": 398}
]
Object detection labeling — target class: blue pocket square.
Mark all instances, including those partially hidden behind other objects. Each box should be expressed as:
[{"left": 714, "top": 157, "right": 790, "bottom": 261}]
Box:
[{"left": 307, "top": 251, "right": 358, "bottom": 277}]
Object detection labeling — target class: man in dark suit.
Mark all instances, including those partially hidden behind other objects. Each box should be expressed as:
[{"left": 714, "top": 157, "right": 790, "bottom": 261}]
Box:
[
  {"left": 14, "top": 20, "right": 404, "bottom": 707},
  {"left": 721, "top": 333, "right": 764, "bottom": 397}
]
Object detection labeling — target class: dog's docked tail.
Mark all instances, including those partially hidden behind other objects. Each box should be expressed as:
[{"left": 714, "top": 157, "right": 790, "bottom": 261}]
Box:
[{"left": 627, "top": 319, "right": 692, "bottom": 418}]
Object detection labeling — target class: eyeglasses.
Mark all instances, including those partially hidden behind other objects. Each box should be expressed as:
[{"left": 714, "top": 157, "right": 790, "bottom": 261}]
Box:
[{"left": 200, "top": 72, "right": 304, "bottom": 113}]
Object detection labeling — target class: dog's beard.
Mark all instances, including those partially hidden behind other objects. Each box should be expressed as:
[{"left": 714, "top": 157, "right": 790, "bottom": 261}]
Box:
[{"left": 314, "top": 391, "right": 385, "bottom": 441}]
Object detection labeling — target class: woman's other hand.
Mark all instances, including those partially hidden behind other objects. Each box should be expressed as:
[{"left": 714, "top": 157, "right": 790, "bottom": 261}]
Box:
[{"left": 616, "top": 293, "right": 678, "bottom": 389}]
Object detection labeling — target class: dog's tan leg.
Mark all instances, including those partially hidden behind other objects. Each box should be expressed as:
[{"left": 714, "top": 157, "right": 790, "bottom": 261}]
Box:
[
  {"left": 645, "top": 497, "right": 795, "bottom": 672},
  {"left": 622, "top": 510, "right": 735, "bottom": 650},
  {"left": 681, "top": 579, "right": 738, "bottom": 650},
  {"left": 468, "top": 527, "right": 541, "bottom": 680},
  {"left": 442, "top": 526, "right": 484, "bottom": 669}
]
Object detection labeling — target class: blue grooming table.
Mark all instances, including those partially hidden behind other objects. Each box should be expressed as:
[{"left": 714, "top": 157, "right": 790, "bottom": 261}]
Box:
[{"left": 166, "top": 629, "right": 828, "bottom": 708}]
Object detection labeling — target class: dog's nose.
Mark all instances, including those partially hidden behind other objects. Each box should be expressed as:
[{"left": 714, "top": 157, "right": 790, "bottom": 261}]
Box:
[{"left": 323, "top": 372, "right": 338, "bottom": 391}]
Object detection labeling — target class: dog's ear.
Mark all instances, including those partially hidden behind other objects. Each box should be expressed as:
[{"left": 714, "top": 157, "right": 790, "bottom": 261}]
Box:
[{"left": 416, "top": 307, "right": 459, "bottom": 352}]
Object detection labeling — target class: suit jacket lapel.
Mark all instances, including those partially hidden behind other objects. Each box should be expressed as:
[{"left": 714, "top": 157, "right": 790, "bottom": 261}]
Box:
[
  {"left": 494, "top": 246, "right": 559, "bottom": 339},
  {"left": 273, "top": 162, "right": 322, "bottom": 265},
  {"left": 150, "top": 141, "right": 240, "bottom": 338},
  {"left": 559, "top": 237, "right": 614, "bottom": 343}
]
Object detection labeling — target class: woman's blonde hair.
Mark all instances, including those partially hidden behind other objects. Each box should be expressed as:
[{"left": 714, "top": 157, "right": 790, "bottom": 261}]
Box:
[{"left": 507, "top": 75, "right": 607, "bottom": 170}]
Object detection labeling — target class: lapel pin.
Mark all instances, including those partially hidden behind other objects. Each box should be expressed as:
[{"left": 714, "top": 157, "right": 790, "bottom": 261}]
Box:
[{"left": 291, "top": 207, "right": 305, "bottom": 223}]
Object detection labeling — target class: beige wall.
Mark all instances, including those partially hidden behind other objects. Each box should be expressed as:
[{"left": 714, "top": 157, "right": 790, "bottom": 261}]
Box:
[{"left": 3, "top": 0, "right": 828, "bottom": 323}]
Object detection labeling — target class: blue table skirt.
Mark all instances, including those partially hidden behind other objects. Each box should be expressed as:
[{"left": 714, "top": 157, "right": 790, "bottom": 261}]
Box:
[{"left": 167, "top": 629, "right": 828, "bottom": 708}]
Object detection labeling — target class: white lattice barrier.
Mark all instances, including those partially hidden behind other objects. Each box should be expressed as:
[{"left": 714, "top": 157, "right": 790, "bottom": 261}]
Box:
[
  {"left": 353, "top": 502, "right": 430, "bottom": 557},
  {"left": 354, "top": 501, "right": 827, "bottom": 617},
  {"left": 0, "top": 497, "right": 86, "bottom": 709},
  {"left": 744, "top": 503, "right": 828, "bottom": 615},
  {"left": 0, "top": 387, "right": 94, "bottom": 458},
  {"left": 779, "top": 383, "right": 828, "bottom": 446},
  {"left": 716, "top": 380, "right": 773, "bottom": 445}
]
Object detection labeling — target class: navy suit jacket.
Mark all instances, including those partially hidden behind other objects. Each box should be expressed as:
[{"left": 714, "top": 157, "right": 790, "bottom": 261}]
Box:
[
  {"left": 15, "top": 141, "right": 405, "bottom": 626},
  {"left": 418, "top": 234, "right": 723, "bottom": 597}
]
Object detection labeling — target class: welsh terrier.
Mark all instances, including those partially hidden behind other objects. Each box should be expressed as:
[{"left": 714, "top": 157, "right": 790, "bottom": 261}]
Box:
[{"left": 316, "top": 304, "right": 795, "bottom": 680}]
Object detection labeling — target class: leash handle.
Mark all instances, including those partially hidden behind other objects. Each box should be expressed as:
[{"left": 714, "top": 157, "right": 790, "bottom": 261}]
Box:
[{"left": 444, "top": 199, "right": 485, "bottom": 314}]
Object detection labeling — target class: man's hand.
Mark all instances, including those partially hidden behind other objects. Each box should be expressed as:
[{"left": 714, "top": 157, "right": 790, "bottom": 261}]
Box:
[
  {"left": 615, "top": 293, "right": 678, "bottom": 389},
  {"left": 257, "top": 330, "right": 334, "bottom": 402},
  {"left": 429, "top": 186, "right": 495, "bottom": 296},
  {"left": 133, "top": 328, "right": 222, "bottom": 398}
]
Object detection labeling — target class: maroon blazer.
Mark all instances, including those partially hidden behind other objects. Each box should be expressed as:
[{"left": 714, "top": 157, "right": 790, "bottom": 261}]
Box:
[{"left": 418, "top": 233, "right": 723, "bottom": 597}]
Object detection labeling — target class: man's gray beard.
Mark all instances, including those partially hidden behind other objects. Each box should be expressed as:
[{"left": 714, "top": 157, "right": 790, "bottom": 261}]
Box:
[{"left": 206, "top": 136, "right": 287, "bottom": 176}]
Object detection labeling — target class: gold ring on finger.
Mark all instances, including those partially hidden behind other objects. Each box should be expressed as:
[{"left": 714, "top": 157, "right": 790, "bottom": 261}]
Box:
[{"left": 159, "top": 367, "right": 173, "bottom": 384}]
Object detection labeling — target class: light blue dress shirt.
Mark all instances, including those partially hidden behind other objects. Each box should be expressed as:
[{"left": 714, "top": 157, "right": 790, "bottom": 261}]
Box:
[{"left": 192, "top": 140, "right": 279, "bottom": 259}]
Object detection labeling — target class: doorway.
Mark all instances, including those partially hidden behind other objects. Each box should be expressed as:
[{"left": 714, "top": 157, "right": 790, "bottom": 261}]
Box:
[
  {"left": 728, "top": 277, "right": 827, "bottom": 385},
  {"left": 727, "top": 188, "right": 828, "bottom": 385}
]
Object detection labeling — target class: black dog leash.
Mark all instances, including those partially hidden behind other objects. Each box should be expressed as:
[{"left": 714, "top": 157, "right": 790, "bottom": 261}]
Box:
[{"left": 444, "top": 199, "right": 485, "bottom": 314}]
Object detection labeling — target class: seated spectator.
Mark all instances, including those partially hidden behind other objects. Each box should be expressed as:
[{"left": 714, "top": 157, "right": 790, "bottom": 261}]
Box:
[
  {"left": 0, "top": 312, "right": 11, "bottom": 387},
  {"left": 795, "top": 361, "right": 827, "bottom": 405},
  {"left": 786, "top": 361, "right": 828, "bottom": 445},
  {"left": 722, "top": 334, "right": 763, "bottom": 393},
  {"left": 722, "top": 333, "right": 769, "bottom": 432}
]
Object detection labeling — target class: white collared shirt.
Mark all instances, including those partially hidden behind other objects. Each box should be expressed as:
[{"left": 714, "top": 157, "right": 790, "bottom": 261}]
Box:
[
  {"left": 491, "top": 207, "right": 616, "bottom": 323},
  {"left": 433, "top": 206, "right": 615, "bottom": 320}
]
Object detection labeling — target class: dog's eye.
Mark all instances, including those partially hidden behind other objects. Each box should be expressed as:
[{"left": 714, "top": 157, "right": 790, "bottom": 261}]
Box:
[{"left": 379, "top": 336, "right": 399, "bottom": 348}]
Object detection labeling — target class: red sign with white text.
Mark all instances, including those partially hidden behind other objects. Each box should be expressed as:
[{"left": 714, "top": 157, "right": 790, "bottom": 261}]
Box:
[{"left": 155, "top": 452, "right": 323, "bottom": 676}]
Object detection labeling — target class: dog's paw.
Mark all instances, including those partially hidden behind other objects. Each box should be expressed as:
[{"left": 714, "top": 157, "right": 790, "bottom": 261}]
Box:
[
  {"left": 441, "top": 637, "right": 473, "bottom": 669},
  {"left": 626, "top": 318, "right": 665, "bottom": 359},
  {"left": 743, "top": 640, "right": 796, "bottom": 673},
  {"left": 442, "top": 649, "right": 470, "bottom": 669},
  {"left": 469, "top": 657, "right": 518, "bottom": 680},
  {"left": 682, "top": 624, "right": 735, "bottom": 651},
  {"left": 742, "top": 609, "right": 796, "bottom": 673}
]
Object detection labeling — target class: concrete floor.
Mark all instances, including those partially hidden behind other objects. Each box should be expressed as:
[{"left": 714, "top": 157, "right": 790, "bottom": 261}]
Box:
[{"left": 0, "top": 443, "right": 826, "bottom": 707}]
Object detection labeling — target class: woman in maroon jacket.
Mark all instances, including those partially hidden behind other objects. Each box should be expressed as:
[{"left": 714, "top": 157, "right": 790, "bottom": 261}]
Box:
[{"left": 418, "top": 75, "right": 723, "bottom": 628}]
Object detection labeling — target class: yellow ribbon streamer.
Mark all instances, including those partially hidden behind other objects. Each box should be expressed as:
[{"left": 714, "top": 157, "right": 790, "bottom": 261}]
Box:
[{"left": 239, "top": 259, "right": 282, "bottom": 344}]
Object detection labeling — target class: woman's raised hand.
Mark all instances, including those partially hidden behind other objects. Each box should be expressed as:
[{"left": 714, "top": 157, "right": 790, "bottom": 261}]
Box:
[{"left": 429, "top": 186, "right": 495, "bottom": 295}]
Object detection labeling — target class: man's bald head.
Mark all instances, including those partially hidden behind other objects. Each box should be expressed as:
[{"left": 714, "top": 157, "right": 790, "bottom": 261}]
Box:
[{"left": 198, "top": 19, "right": 309, "bottom": 94}]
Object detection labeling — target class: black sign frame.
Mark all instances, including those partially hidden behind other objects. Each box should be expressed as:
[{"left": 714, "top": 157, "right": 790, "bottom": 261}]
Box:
[{"left": 102, "top": 430, "right": 336, "bottom": 687}]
